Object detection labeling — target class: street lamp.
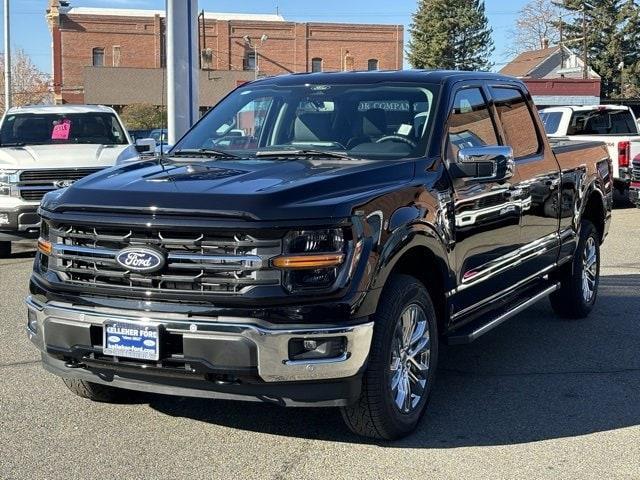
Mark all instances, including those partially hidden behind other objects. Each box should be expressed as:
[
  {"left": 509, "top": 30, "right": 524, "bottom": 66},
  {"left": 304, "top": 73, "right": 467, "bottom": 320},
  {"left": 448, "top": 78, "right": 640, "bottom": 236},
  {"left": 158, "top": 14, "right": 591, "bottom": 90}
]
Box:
[{"left": 243, "top": 34, "right": 268, "bottom": 80}]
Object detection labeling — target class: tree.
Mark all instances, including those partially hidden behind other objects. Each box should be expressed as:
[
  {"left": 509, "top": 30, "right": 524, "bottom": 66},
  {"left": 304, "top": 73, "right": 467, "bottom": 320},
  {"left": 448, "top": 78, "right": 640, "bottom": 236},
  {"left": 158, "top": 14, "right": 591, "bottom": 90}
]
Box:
[
  {"left": 620, "top": 0, "right": 640, "bottom": 97},
  {"left": 0, "top": 49, "right": 51, "bottom": 110},
  {"left": 560, "top": 0, "right": 636, "bottom": 98},
  {"left": 507, "top": 0, "right": 562, "bottom": 55},
  {"left": 119, "top": 104, "right": 166, "bottom": 130},
  {"left": 408, "top": 0, "right": 494, "bottom": 71}
]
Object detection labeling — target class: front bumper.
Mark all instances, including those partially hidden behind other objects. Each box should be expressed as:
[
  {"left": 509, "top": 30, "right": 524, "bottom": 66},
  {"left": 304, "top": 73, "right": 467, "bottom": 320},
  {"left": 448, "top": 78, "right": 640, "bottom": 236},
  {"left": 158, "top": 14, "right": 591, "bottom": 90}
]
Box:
[
  {"left": 0, "top": 204, "right": 40, "bottom": 241},
  {"left": 26, "top": 296, "right": 374, "bottom": 406}
]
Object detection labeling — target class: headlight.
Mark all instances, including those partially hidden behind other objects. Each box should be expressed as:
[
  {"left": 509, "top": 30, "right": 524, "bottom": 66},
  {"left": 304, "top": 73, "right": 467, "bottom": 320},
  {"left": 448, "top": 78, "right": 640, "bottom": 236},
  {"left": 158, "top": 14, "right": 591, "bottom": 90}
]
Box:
[
  {"left": 0, "top": 169, "right": 19, "bottom": 197},
  {"left": 273, "top": 228, "right": 348, "bottom": 292}
]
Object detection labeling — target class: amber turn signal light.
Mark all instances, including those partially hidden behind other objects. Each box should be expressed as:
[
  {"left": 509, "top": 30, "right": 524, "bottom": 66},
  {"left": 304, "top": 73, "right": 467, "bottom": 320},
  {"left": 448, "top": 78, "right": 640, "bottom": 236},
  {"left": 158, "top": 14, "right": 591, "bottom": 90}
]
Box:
[
  {"left": 272, "top": 254, "right": 344, "bottom": 269},
  {"left": 37, "top": 238, "right": 52, "bottom": 256}
]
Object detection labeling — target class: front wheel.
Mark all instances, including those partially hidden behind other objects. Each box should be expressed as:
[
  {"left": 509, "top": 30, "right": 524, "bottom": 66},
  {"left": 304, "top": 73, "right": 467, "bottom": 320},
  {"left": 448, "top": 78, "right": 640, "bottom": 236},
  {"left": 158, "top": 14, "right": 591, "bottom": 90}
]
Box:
[
  {"left": 62, "top": 378, "right": 131, "bottom": 403},
  {"left": 341, "top": 274, "right": 438, "bottom": 440},
  {"left": 550, "top": 220, "right": 600, "bottom": 319}
]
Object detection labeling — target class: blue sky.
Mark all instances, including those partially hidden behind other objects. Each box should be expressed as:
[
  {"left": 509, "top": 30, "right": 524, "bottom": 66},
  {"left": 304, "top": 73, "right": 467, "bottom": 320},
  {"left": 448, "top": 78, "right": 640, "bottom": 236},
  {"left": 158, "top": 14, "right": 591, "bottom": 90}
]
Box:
[{"left": 1, "top": 0, "right": 530, "bottom": 73}]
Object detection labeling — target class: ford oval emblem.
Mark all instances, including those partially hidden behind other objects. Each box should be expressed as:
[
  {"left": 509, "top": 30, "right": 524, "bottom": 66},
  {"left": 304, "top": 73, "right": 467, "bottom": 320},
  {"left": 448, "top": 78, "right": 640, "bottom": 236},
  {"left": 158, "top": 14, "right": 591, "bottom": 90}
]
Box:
[{"left": 115, "top": 247, "right": 165, "bottom": 273}]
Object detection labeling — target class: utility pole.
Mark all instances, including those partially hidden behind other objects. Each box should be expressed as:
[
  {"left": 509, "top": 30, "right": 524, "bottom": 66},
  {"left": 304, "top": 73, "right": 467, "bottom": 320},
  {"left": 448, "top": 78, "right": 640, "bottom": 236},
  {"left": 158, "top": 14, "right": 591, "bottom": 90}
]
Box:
[
  {"left": 559, "top": 15, "right": 564, "bottom": 69},
  {"left": 3, "top": 0, "right": 11, "bottom": 111},
  {"left": 582, "top": 5, "right": 588, "bottom": 79}
]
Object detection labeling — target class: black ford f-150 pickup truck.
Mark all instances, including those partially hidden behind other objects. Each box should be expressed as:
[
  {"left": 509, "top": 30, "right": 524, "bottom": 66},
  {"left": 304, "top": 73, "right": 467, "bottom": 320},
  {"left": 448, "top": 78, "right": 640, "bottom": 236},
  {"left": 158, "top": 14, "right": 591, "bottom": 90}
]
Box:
[{"left": 27, "top": 70, "right": 612, "bottom": 439}]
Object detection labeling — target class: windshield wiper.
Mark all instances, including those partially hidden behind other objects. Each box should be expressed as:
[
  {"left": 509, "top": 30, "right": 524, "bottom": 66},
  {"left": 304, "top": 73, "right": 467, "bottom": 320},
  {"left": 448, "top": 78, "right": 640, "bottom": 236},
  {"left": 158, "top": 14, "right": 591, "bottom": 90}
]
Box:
[
  {"left": 171, "top": 148, "right": 240, "bottom": 159},
  {"left": 255, "top": 149, "right": 355, "bottom": 160},
  {"left": 0, "top": 142, "right": 26, "bottom": 147}
]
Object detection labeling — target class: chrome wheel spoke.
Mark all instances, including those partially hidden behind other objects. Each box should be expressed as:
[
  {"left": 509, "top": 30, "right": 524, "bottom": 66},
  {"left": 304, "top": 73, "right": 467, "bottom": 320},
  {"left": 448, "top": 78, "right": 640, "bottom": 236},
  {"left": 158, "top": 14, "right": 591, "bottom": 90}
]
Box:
[
  {"left": 581, "top": 236, "right": 598, "bottom": 302},
  {"left": 389, "top": 303, "right": 432, "bottom": 414}
]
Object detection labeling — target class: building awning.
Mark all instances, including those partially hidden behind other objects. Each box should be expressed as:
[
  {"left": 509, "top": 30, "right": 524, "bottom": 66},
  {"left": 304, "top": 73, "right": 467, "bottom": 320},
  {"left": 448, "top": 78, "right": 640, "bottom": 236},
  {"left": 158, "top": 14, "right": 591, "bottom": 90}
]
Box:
[{"left": 83, "top": 67, "right": 254, "bottom": 106}]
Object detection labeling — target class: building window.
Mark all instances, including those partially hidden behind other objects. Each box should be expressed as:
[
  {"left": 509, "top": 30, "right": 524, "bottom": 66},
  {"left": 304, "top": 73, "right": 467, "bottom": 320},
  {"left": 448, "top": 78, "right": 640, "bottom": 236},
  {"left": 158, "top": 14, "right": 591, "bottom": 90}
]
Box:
[
  {"left": 112, "top": 46, "right": 121, "bottom": 67},
  {"left": 311, "top": 58, "right": 323, "bottom": 73},
  {"left": 245, "top": 51, "right": 256, "bottom": 71},
  {"left": 92, "top": 47, "right": 105, "bottom": 67},
  {"left": 368, "top": 59, "right": 379, "bottom": 71}
]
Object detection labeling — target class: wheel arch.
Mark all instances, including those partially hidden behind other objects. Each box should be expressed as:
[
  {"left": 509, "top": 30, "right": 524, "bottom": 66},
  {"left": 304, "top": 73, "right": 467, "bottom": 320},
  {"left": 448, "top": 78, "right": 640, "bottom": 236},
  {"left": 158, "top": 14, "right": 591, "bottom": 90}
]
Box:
[
  {"left": 372, "top": 226, "right": 453, "bottom": 333},
  {"left": 581, "top": 185, "right": 607, "bottom": 243}
]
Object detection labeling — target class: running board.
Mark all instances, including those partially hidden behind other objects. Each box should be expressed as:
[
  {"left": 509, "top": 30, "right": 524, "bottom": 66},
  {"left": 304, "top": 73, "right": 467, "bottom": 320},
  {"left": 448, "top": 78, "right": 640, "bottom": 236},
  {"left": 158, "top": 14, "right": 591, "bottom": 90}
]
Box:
[{"left": 446, "top": 282, "right": 560, "bottom": 345}]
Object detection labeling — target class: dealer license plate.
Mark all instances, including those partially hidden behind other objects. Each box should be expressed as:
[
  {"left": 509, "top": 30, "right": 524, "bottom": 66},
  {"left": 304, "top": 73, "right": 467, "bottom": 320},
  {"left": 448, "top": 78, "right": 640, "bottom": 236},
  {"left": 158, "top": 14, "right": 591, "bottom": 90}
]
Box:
[{"left": 103, "top": 320, "right": 160, "bottom": 361}]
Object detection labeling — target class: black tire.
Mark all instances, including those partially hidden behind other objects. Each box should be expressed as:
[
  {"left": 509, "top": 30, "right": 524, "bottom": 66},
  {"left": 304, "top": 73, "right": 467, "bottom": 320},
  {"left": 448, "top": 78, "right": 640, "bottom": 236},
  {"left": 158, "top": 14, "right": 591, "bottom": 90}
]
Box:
[
  {"left": 62, "top": 378, "right": 130, "bottom": 403},
  {"left": 341, "top": 274, "right": 439, "bottom": 440},
  {"left": 550, "top": 220, "right": 600, "bottom": 319},
  {"left": 0, "top": 241, "right": 10, "bottom": 258}
]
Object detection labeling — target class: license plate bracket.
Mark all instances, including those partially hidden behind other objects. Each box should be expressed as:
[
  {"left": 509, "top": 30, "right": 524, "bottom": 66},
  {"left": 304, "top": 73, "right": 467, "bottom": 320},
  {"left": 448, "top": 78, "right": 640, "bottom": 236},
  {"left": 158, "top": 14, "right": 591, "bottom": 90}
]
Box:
[{"left": 103, "top": 320, "right": 160, "bottom": 361}]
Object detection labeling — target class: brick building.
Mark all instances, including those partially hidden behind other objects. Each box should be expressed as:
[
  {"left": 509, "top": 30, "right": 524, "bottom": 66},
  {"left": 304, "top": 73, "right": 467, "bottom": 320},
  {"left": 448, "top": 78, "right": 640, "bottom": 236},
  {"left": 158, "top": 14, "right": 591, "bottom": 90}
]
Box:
[{"left": 45, "top": 1, "right": 404, "bottom": 108}]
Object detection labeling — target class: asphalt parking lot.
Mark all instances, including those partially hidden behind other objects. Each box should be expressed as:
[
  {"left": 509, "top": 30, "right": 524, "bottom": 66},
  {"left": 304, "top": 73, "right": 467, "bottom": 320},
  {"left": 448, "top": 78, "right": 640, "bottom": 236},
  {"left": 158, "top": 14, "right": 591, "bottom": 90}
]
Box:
[{"left": 1, "top": 209, "right": 639, "bottom": 480}]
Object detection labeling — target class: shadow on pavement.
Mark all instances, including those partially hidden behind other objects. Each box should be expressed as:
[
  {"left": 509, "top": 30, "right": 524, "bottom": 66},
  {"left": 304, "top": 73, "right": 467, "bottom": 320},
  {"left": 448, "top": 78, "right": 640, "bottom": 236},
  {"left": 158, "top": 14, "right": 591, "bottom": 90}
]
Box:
[{"left": 148, "top": 274, "right": 640, "bottom": 447}]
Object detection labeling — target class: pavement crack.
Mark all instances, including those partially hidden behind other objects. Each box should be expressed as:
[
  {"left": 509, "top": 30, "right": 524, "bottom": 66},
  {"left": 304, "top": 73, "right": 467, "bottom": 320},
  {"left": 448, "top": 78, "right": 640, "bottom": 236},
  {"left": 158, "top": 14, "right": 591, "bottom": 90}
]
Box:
[
  {"left": 271, "top": 439, "right": 312, "bottom": 480},
  {"left": 0, "top": 359, "right": 40, "bottom": 369}
]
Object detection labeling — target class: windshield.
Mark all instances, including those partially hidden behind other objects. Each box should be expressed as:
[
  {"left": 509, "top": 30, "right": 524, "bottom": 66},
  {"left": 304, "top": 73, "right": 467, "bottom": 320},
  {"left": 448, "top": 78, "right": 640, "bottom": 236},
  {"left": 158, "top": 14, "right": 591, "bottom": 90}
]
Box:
[
  {"left": 0, "top": 112, "right": 128, "bottom": 146},
  {"left": 568, "top": 109, "right": 639, "bottom": 135},
  {"left": 173, "top": 82, "right": 438, "bottom": 160},
  {"left": 539, "top": 111, "right": 563, "bottom": 135}
]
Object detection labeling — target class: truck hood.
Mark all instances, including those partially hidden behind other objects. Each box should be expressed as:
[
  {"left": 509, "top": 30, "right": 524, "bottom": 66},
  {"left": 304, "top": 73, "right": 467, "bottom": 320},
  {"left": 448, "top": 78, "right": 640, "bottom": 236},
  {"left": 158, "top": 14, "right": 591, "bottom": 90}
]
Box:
[
  {"left": 44, "top": 157, "right": 417, "bottom": 221},
  {"left": 0, "top": 144, "right": 139, "bottom": 169}
]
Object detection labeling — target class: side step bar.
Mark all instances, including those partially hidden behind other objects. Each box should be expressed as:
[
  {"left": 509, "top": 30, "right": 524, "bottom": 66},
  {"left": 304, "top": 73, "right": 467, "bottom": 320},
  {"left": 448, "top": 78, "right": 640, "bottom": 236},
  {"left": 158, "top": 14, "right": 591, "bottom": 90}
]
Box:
[{"left": 447, "top": 282, "right": 560, "bottom": 345}]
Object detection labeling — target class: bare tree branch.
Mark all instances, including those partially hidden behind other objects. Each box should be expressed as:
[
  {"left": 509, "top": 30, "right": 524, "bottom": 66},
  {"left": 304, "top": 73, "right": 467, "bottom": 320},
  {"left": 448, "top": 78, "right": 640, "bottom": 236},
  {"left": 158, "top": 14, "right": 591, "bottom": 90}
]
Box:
[
  {"left": 506, "top": 0, "right": 562, "bottom": 57},
  {"left": 0, "top": 49, "right": 52, "bottom": 110}
]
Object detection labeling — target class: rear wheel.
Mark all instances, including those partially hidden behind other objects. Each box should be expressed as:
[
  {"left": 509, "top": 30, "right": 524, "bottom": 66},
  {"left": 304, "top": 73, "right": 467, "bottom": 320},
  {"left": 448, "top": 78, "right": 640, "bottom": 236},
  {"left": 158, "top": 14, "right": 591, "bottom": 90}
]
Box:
[
  {"left": 550, "top": 220, "right": 600, "bottom": 319},
  {"left": 62, "top": 378, "right": 131, "bottom": 403},
  {"left": 341, "top": 274, "right": 438, "bottom": 440},
  {"left": 0, "top": 241, "right": 10, "bottom": 258}
]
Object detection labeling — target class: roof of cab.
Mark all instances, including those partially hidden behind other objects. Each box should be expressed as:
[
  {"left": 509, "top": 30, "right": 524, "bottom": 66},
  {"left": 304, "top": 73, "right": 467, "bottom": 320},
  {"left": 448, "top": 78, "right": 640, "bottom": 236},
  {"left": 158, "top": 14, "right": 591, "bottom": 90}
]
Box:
[
  {"left": 249, "top": 70, "right": 519, "bottom": 86},
  {"left": 248, "top": 69, "right": 522, "bottom": 87},
  {"left": 5, "top": 104, "right": 117, "bottom": 115}
]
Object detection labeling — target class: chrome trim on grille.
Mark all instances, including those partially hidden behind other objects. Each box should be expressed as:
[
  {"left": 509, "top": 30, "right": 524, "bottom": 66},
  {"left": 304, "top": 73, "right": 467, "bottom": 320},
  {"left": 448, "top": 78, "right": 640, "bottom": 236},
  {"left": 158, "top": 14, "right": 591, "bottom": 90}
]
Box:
[{"left": 45, "top": 223, "right": 282, "bottom": 295}]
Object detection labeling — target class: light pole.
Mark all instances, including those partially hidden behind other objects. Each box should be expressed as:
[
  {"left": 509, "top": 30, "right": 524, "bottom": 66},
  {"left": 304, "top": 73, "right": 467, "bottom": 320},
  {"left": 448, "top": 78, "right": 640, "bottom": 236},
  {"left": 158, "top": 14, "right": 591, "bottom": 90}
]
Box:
[
  {"left": 4, "top": 0, "right": 11, "bottom": 111},
  {"left": 243, "top": 34, "right": 268, "bottom": 80}
]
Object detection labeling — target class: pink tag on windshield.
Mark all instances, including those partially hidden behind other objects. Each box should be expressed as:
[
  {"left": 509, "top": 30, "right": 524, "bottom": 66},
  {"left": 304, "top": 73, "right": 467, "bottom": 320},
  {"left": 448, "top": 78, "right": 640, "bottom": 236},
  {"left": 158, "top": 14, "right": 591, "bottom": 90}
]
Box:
[{"left": 51, "top": 119, "right": 71, "bottom": 140}]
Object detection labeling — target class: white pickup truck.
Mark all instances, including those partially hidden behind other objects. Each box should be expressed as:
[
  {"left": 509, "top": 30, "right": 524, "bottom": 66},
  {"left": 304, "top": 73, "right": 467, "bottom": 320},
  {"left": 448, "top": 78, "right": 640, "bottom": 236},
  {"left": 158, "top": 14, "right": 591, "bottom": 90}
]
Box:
[
  {"left": 0, "top": 105, "right": 141, "bottom": 257},
  {"left": 540, "top": 105, "right": 640, "bottom": 200}
]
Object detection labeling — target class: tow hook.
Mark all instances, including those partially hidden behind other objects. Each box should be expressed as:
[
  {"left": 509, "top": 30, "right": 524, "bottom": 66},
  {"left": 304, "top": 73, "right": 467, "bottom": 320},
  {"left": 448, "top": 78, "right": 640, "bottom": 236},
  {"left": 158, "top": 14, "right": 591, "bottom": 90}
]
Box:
[{"left": 64, "top": 359, "right": 86, "bottom": 369}]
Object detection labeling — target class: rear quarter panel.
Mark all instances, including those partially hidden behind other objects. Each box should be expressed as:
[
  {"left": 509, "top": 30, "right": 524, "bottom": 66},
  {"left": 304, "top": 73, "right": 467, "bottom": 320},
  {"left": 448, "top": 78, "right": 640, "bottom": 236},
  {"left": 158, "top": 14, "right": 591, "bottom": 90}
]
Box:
[{"left": 552, "top": 140, "right": 612, "bottom": 258}]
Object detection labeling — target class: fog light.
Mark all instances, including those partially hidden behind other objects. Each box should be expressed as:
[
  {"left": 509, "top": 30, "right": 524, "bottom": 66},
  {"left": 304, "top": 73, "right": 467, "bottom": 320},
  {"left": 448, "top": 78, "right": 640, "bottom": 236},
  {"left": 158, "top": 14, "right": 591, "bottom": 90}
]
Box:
[
  {"left": 289, "top": 337, "right": 347, "bottom": 361},
  {"left": 0, "top": 213, "right": 9, "bottom": 225},
  {"left": 27, "top": 309, "right": 38, "bottom": 334}
]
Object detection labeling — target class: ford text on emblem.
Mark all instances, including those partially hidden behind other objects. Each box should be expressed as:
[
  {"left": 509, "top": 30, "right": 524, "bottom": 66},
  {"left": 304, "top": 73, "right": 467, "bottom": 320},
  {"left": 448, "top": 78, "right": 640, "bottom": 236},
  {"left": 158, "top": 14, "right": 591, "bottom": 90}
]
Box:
[{"left": 115, "top": 247, "right": 165, "bottom": 273}]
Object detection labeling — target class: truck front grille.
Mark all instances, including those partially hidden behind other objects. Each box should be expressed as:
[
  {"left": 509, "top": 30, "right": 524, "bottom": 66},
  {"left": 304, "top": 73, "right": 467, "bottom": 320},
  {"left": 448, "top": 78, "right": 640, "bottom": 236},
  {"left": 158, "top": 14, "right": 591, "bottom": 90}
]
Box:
[
  {"left": 632, "top": 162, "right": 640, "bottom": 182},
  {"left": 46, "top": 223, "right": 282, "bottom": 296},
  {"left": 18, "top": 168, "right": 104, "bottom": 202}
]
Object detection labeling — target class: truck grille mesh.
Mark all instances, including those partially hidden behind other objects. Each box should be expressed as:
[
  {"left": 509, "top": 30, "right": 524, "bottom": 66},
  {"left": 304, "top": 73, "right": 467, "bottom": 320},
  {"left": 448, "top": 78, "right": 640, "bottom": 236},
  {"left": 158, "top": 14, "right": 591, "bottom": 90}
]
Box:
[
  {"left": 18, "top": 168, "right": 104, "bottom": 202},
  {"left": 632, "top": 162, "right": 640, "bottom": 182},
  {"left": 46, "top": 223, "right": 282, "bottom": 295}
]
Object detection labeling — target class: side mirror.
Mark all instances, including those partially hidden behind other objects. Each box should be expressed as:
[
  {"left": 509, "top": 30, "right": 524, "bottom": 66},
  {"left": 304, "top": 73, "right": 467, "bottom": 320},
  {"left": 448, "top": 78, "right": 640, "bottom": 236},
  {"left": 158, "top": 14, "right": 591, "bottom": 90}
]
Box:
[
  {"left": 135, "top": 138, "right": 157, "bottom": 155},
  {"left": 454, "top": 145, "right": 515, "bottom": 181}
]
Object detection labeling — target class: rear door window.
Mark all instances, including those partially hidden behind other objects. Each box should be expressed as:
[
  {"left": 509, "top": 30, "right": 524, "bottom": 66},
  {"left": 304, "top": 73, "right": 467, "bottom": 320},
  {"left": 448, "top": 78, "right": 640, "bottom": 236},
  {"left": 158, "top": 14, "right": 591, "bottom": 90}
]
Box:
[{"left": 491, "top": 87, "right": 541, "bottom": 159}]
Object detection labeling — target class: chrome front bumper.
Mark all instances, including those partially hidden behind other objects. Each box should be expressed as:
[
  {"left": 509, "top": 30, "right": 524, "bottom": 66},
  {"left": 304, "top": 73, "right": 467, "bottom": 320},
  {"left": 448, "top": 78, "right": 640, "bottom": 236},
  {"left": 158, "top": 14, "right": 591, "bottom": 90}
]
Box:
[{"left": 26, "top": 296, "right": 374, "bottom": 383}]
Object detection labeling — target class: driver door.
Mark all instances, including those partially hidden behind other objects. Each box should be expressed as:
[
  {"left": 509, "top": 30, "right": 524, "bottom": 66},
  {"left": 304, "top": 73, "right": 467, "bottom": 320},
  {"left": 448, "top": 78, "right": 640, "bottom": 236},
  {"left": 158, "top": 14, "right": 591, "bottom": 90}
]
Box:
[{"left": 446, "top": 85, "right": 524, "bottom": 320}]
